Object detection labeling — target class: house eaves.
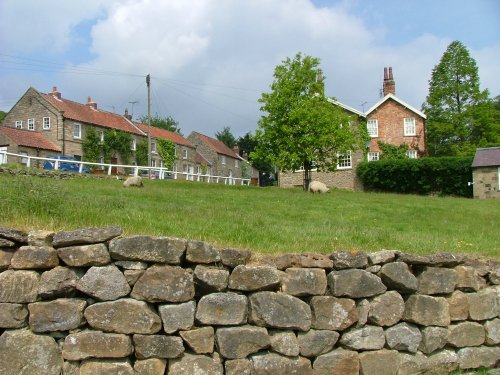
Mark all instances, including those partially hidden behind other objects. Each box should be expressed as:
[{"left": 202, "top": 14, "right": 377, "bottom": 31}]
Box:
[
  {"left": 327, "top": 98, "right": 366, "bottom": 118},
  {"left": 365, "top": 93, "right": 427, "bottom": 119}
]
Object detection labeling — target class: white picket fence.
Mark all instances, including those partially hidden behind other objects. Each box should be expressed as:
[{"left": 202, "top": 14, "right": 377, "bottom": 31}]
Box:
[{"left": 0, "top": 151, "right": 251, "bottom": 186}]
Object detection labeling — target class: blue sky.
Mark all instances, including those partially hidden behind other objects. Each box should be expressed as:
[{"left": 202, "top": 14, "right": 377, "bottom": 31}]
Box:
[{"left": 1, "top": 0, "right": 499, "bottom": 137}]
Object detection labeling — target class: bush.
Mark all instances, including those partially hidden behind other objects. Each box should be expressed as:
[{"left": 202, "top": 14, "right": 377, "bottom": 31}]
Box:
[{"left": 357, "top": 157, "right": 474, "bottom": 197}]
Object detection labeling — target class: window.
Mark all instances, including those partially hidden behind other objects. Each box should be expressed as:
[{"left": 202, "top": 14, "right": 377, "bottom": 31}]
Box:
[
  {"left": 73, "top": 123, "right": 81, "bottom": 139},
  {"left": 406, "top": 150, "right": 418, "bottom": 159},
  {"left": 221, "top": 155, "right": 226, "bottom": 165},
  {"left": 337, "top": 151, "right": 352, "bottom": 169},
  {"left": 182, "top": 148, "right": 188, "bottom": 159},
  {"left": 19, "top": 152, "right": 28, "bottom": 165},
  {"left": 197, "top": 166, "right": 201, "bottom": 174},
  {"left": 404, "top": 118, "right": 416, "bottom": 136},
  {"left": 151, "top": 159, "right": 156, "bottom": 167},
  {"left": 131, "top": 138, "right": 136, "bottom": 151},
  {"left": 15, "top": 120, "right": 23, "bottom": 129},
  {"left": 235, "top": 159, "right": 239, "bottom": 168},
  {"left": 151, "top": 141, "right": 157, "bottom": 153},
  {"left": 367, "top": 119, "right": 378, "bottom": 137},
  {"left": 27, "top": 118, "right": 35, "bottom": 131},
  {"left": 368, "top": 152, "right": 379, "bottom": 161},
  {"left": 43, "top": 117, "right": 50, "bottom": 130},
  {"left": 98, "top": 130, "right": 104, "bottom": 144}
]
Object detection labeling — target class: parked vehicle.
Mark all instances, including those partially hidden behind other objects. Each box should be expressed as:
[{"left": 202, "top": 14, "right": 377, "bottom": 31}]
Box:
[{"left": 43, "top": 155, "right": 90, "bottom": 173}]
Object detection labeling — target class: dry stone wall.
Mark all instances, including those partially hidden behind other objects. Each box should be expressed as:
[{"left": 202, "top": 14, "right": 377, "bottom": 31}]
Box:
[{"left": 0, "top": 226, "right": 499, "bottom": 375}]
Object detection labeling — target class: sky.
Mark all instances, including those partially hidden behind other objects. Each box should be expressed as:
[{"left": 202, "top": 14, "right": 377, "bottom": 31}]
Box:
[{"left": 1, "top": 0, "right": 499, "bottom": 138}]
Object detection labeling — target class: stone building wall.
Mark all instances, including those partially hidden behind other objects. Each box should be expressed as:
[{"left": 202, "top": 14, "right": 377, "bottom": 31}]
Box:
[
  {"left": 0, "top": 226, "right": 499, "bottom": 375},
  {"left": 473, "top": 166, "right": 500, "bottom": 200}
]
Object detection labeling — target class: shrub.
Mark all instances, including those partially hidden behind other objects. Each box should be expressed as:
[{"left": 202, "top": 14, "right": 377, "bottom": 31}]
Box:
[{"left": 357, "top": 157, "right": 474, "bottom": 197}]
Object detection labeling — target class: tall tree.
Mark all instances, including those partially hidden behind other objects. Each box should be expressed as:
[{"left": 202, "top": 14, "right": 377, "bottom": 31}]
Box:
[
  {"left": 215, "top": 126, "right": 236, "bottom": 149},
  {"left": 422, "top": 41, "right": 496, "bottom": 156},
  {"left": 252, "top": 53, "right": 367, "bottom": 190},
  {"left": 139, "top": 114, "right": 181, "bottom": 134},
  {"left": 0, "top": 111, "right": 6, "bottom": 122}
]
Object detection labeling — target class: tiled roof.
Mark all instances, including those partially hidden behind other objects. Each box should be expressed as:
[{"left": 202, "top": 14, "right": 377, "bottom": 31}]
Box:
[
  {"left": 0, "top": 126, "right": 61, "bottom": 152},
  {"left": 43, "top": 94, "right": 145, "bottom": 136},
  {"left": 190, "top": 131, "right": 240, "bottom": 159},
  {"left": 195, "top": 151, "right": 212, "bottom": 165},
  {"left": 472, "top": 147, "right": 500, "bottom": 168},
  {"left": 136, "top": 124, "right": 194, "bottom": 147}
]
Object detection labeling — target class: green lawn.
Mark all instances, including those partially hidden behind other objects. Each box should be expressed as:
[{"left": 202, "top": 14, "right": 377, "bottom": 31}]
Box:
[{"left": 1, "top": 173, "right": 499, "bottom": 257}]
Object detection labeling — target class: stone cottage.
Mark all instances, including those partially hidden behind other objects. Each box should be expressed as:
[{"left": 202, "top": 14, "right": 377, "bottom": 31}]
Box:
[{"left": 472, "top": 147, "right": 500, "bottom": 199}]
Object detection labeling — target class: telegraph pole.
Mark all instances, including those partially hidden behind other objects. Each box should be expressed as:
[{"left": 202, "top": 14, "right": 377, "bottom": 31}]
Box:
[{"left": 146, "top": 74, "right": 151, "bottom": 178}]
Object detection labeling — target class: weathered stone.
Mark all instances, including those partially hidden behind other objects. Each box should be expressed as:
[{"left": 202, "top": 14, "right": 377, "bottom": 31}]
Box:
[
  {"left": 0, "top": 227, "right": 28, "bottom": 243},
  {"left": 403, "top": 294, "right": 450, "bottom": 326},
  {"left": 311, "top": 296, "right": 358, "bottom": 331},
  {"left": 216, "top": 325, "right": 269, "bottom": 359},
  {"left": 397, "top": 352, "right": 427, "bottom": 375},
  {"left": 281, "top": 268, "right": 327, "bottom": 296},
  {"left": 356, "top": 299, "right": 370, "bottom": 327},
  {"left": 250, "top": 352, "right": 312, "bottom": 375},
  {"left": 365, "top": 265, "right": 381, "bottom": 273},
  {"left": 28, "top": 298, "right": 86, "bottom": 332},
  {"left": 229, "top": 265, "right": 281, "bottom": 291},
  {"left": 0, "top": 238, "right": 15, "bottom": 247},
  {"left": 28, "top": 230, "right": 54, "bottom": 246},
  {"left": 179, "top": 326, "right": 214, "bottom": 353},
  {"left": 269, "top": 330, "right": 299, "bottom": 356},
  {"left": 52, "top": 226, "right": 122, "bottom": 247},
  {"left": 63, "top": 330, "right": 133, "bottom": 360},
  {"left": 11, "top": 245, "right": 59, "bottom": 269},
  {"left": 76, "top": 264, "right": 130, "bottom": 301},
  {"left": 485, "top": 318, "right": 500, "bottom": 345},
  {"left": 297, "top": 329, "right": 339, "bottom": 357},
  {"left": 447, "top": 321, "right": 485, "bottom": 347},
  {"left": 159, "top": 301, "right": 196, "bottom": 333},
  {"left": 385, "top": 322, "right": 422, "bottom": 353},
  {"left": 423, "top": 349, "right": 459, "bottom": 374},
  {"left": 249, "top": 291, "right": 311, "bottom": 331},
  {"left": 273, "top": 253, "right": 333, "bottom": 270},
  {"left": 109, "top": 235, "right": 185, "bottom": 263},
  {"left": 56, "top": 243, "right": 110, "bottom": 266},
  {"left": 368, "top": 291, "right": 405, "bottom": 326},
  {"left": 417, "top": 266, "right": 458, "bottom": 295},
  {"left": 457, "top": 346, "right": 500, "bottom": 370},
  {"left": 467, "top": 288, "right": 498, "bottom": 320},
  {"left": 339, "top": 325, "right": 385, "bottom": 350},
  {"left": 194, "top": 265, "right": 229, "bottom": 293},
  {"left": 419, "top": 326, "right": 448, "bottom": 354},
  {"left": 328, "top": 269, "right": 386, "bottom": 298},
  {"left": 85, "top": 298, "right": 161, "bottom": 334},
  {"left": 313, "top": 348, "right": 359, "bottom": 375},
  {"left": 131, "top": 265, "right": 195, "bottom": 302},
  {"left": 38, "top": 266, "right": 80, "bottom": 298},
  {"left": 0, "top": 303, "right": 28, "bottom": 328},
  {"left": 196, "top": 292, "right": 247, "bottom": 325},
  {"left": 124, "top": 269, "right": 143, "bottom": 286},
  {"left": 455, "top": 265, "right": 486, "bottom": 291},
  {"left": 378, "top": 262, "right": 418, "bottom": 293},
  {"left": 169, "top": 353, "right": 223, "bottom": 375},
  {"left": 0, "top": 248, "right": 14, "bottom": 270},
  {"left": 398, "top": 252, "right": 465, "bottom": 267},
  {"left": 368, "top": 250, "right": 397, "bottom": 265},
  {"left": 133, "top": 334, "right": 184, "bottom": 359},
  {"left": 79, "top": 359, "right": 134, "bottom": 375},
  {"left": 115, "top": 260, "right": 148, "bottom": 269},
  {"left": 358, "top": 349, "right": 399, "bottom": 375},
  {"left": 447, "top": 290, "right": 469, "bottom": 321},
  {"left": 0, "top": 329, "right": 62, "bottom": 375},
  {"left": 134, "top": 358, "right": 166, "bottom": 375},
  {"left": 225, "top": 359, "right": 251, "bottom": 375},
  {"left": 62, "top": 361, "right": 80, "bottom": 375},
  {"left": 330, "top": 251, "right": 368, "bottom": 269},
  {"left": 0, "top": 270, "right": 40, "bottom": 303},
  {"left": 220, "top": 248, "right": 251, "bottom": 267},
  {"left": 489, "top": 267, "right": 500, "bottom": 284},
  {"left": 186, "top": 240, "right": 220, "bottom": 263}
]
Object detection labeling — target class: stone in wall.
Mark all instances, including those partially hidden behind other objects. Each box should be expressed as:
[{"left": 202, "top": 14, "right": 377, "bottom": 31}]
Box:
[
  {"left": 417, "top": 266, "right": 458, "bottom": 295},
  {"left": 328, "top": 269, "right": 386, "bottom": 298},
  {"left": 28, "top": 298, "right": 86, "bottom": 332},
  {"left": 467, "top": 288, "right": 498, "bottom": 321},
  {"left": 0, "top": 249, "right": 14, "bottom": 271},
  {"left": 194, "top": 265, "right": 229, "bottom": 293},
  {"left": 447, "top": 321, "right": 485, "bottom": 347},
  {"left": 225, "top": 358, "right": 252, "bottom": 375},
  {"left": 79, "top": 359, "right": 134, "bottom": 375},
  {"left": 368, "top": 250, "right": 397, "bottom": 265},
  {"left": 313, "top": 348, "right": 359, "bottom": 375},
  {"left": 281, "top": 268, "right": 327, "bottom": 296},
  {"left": 133, "top": 334, "right": 184, "bottom": 359},
  {"left": 134, "top": 358, "right": 167, "bottom": 375},
  {"left": 250, "top": 352, "right": 312, "bottom": 375},
  {"left": 169, "top": 353, "right": 224, "bottom": 375},
  {"left": 52, "top": 226, "right": 122, "bottom": 247},
  {"left": 0, "top": 302, "right": 28, "bottom": 328},
  {"left": 76, "top": 264, "right": 130, "bottom": 301},
  {"left": 27, "top": 230, "right": 54, "bottom": 246},
  {"left": 159, "top": 301, "right": 196, "bottom": 333},
  {"left": 378, "top": 261, "right": 418, "bottom": 293},
  {"left": 297, "top": 329, "right": 340, "bottom": 357},
  {"left": 339, "top": 325, "right": 385, "bottom": 351},
  {"left": 109, "top": 235, "right": 185, "bottom": 264},
  {"left": 455, "top": 265, "right": 486, "bottom": 291},
  {"left": 273, "top": 253, "right": 333, "bottom": 270},
  {"left": 10, "top": 246, "right": 59, "bottom": 269},
  {"left": 219, "top": 248, "right": 251, "bottom": 268},
  {"left": 310, "top": 296, "right": 358, "bottom": 331},
  {"left": 38, "top": 266, "right": 81, "bottom": 298},
  {"left": 457, "top": 346, "right": 500, "bottom": 370},
  {"left": 330, "top": 251, "right": 368, "bottom": 269},
  {"left": 269, "top": 330, "right": 300, "bottom": 356},
  {"left": 484, "top": 318, "right": 500, "bottom": 345},
  {"left": 196, "top": 292, "right": 248, "bottom": 325},
  {"left": 0, "top": 269, "right": 40, "bottom": 303},
  {"left": 358, "top": 349, "right": 399, "bottom": 375},
  {"left": 228, "top": 265, "right": 281, "bottom": 291},
  {"left": 384, "top": 322, "right": 422, "bottom": 353},
  {"left": 418, "top": 326, "right": 448, "bottom": 354},
  {"left": 403, "top": 295, "right": 450, "bottom": 326},
  {"left": 56, "top": 243, "right": 110, "bottom": 267},
  {"left": 0, "top": 227, "right": 28, "bottom": 244},
  {"left": 179, "top": 326, "right": 214, "bottom": 354},
  {"left": 447, "top": 290, "right": 469, "bottom": 321},
  {"left": 186, "top": 240, "right": 221, "bottom": 264},
  {"left": 216, "top": 325, "right": 270, "bottom": 359},
  {"left": 367, "top": 291, "right": 405, "bottom": 327},
  {"left": 63, "top": 330, "right": 133, "bottom": 360}
]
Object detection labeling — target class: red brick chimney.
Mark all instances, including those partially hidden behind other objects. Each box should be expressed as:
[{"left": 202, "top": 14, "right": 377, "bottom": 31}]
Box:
[
  {"left": 383, "top": 67, "right": 395, "bottom": 96},
  {"left": 51, "top": 86, "right": 61, "bottom": 100},
  {"left": 124, "top": 109, "right": 132, "bottom": 121},
  {"left": 86, "top": 96, "right": 97, "bottom": 110}
]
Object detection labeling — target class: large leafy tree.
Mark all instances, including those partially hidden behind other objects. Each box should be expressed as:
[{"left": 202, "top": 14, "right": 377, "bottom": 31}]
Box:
[
  {"left": 253, "top": 53, "right": 367, "bottom": 190},
  {"left": 139, "top": 114, "right": 181, "bottom": 134},
  {"left": 422, "top": 41, "right": 498, "bottom": 156},
  {"left": 215, "top": 126, "right": 236, "bottom": 149}
]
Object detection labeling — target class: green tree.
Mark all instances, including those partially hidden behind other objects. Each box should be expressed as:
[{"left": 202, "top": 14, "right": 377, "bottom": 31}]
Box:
[
  {"left": 422, "top": 41, "right": 497, "bottom": 156},
  {"left": 157, "top": 139, "right": 176, "bottom": 170},
  {"left": 252, "top": 53, "right": 367, "bottom": 190},
  {"left": 0, "top": 111, "right": 6, "bottom": 122},
  {"left": 215, "top": 126, "right": 236, "bottom": 149},
  {"left": 139, "top": 114, "right": 181, "bottom": 134}
]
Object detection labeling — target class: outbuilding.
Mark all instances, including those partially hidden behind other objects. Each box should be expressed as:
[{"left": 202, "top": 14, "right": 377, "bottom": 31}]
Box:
[{"left": 471, "top": 147, "right": 500, "bottom": 199}]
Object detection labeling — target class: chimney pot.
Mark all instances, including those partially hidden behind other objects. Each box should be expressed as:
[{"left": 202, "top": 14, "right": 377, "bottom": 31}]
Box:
[
  {"left": 51, "top": 86, "right": 61, "bottom": 99},
  {"left": 124, "top": 109, "right": 132, "bottom": 121},
  {"left": 86, "top": 96, "right": 97, "bottom": 110},
  {"left": 382, "top": 67, "right": 396, "bottom": 96}
]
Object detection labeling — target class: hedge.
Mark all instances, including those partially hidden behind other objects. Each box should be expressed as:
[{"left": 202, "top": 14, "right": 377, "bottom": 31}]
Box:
[{"left": 356, "top": 157, "right": 474, "bottom": 197}]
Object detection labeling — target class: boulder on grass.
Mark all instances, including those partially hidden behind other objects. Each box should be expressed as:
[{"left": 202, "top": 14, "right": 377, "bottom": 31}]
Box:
[{"left": 123, "top": 176, "right": 143, "bottom": 187}]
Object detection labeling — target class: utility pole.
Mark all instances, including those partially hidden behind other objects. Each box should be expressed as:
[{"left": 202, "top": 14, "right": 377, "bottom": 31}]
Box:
[{"left": 146, "top": 74, "right": 151, "bottom": 178}]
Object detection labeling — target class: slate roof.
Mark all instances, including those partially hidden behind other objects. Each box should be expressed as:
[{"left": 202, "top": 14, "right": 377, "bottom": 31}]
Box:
[
  {"left": 472, "top": 147, "right": 500, "bottom": 168},
  {"left": 0, "top": 126, "right": 61, "bottom": 152},
  {"left": 43, "top": 94, "right": 145, "bottom": 136},
  {"left": 136, "top": 124, "right": 194, "bottom": 148},
  {"left": 190, "top": 131, "right": 241, "bottom": 159}
]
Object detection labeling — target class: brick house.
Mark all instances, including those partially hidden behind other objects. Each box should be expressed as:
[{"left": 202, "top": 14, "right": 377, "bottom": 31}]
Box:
[{"left": 472, "top": 147, "right": 500, "bottom": 199}]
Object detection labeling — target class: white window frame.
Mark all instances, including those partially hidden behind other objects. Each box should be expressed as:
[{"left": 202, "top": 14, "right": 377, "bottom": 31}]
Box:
[
  {"left": 28, "top": 118, "right": 35, "bottom": 131},
  {"left": 182, "top": 148, "right": 188, "bottom": 159},
  {"left": 97, "top": 130, "right": 104, "bottom": 144},
  {"left": 337, "top": 151, "right": 352, "bottom": 170},
  {"left": 151, "top": 159, "right": 157, "bottom": 167},
  {"left": 73, "top": 123, "right": 82, "bottom": 139},
  {"left": 406, "top": 150, "right": 418, "bottom": 159},
  {"left": 235, "top": 159, "right": 239, "bottom": 169},
  {"left": 404, "top": 118, "right": 416, "bottom": 136},
  {"left": 15, "top": 120, "right": 23, "bottom": 129},
  {"left": 367, "top": 151, "right": 379, "bottom": 161},
  {"left": 151, "top": 141, "right": 157, "bottom": 154},
  {"left": 43, "top": 117, "right": 50, "bottom": 130},
  {"left": 221, "top": 155, "right": 226, "bottom": 165},
  {"left": 131, "top": 138, "right": 136, "bottom": 151},
  {"left": 367, "top": 119, "right": 378, "bottom": 137}
]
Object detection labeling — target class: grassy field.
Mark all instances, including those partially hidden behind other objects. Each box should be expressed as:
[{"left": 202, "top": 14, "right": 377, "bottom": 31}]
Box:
[{"left": 0, "top": 173, "right": 499, "bottom": 257}]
